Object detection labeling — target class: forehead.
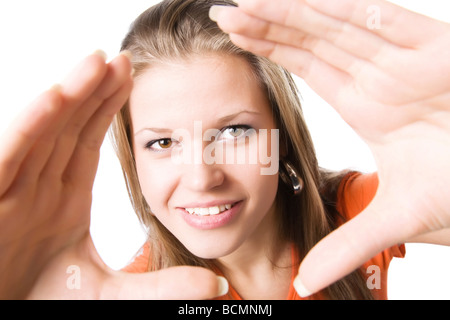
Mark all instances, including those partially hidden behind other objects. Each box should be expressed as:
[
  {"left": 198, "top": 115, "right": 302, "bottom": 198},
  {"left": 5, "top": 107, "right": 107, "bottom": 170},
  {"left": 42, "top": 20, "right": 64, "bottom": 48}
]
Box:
[{"left": 128, "top": 54, "right": 272, "bottom": 129}]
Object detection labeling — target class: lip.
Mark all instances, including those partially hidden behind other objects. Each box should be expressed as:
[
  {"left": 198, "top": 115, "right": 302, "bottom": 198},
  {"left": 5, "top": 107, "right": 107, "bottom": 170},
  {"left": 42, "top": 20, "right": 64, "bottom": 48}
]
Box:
[
  {"left": 179, "top": 199, "right": 240, "bottom": 209},
  {"left": 177, "top": 200, "right": 243, "bottom": 230}
]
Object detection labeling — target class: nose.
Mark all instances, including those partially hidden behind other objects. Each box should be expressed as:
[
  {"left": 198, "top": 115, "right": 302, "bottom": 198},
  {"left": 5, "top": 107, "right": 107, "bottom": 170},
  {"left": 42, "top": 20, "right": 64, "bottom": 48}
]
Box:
[{"left": 180, "top": 162, "right": 225, "bottom": 192}]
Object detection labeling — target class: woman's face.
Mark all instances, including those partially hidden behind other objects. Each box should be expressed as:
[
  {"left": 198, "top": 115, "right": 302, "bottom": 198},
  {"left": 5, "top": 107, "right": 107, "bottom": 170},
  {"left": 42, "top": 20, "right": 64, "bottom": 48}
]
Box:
[{"left": 129, "top": 54, "right": 280, "bottom": 259}]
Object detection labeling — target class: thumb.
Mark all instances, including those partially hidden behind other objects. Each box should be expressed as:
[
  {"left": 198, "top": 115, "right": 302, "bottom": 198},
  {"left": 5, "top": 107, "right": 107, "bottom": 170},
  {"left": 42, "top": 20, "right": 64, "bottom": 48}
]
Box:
[
  {"left": 293, "top": 197, "right": 413, "bottom": 298},
  {"left": 103, "top": 266, "right": 229, "bottom": 300}
]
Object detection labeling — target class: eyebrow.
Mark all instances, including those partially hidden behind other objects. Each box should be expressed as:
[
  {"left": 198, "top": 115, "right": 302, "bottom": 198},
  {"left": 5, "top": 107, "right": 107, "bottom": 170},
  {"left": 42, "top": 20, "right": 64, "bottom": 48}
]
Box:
[
  {"left": 134, "top": 110, "right": 261, "bottom": 136},
  {"left": 217, "top": 110, "right": 261, "bottom": 123}
]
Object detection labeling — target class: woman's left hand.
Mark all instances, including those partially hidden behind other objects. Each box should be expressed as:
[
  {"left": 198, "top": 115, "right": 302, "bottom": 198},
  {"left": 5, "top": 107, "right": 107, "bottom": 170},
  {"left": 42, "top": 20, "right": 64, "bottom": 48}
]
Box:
[{"left": 211, "top": 0, "right": 450, "bottom": 296}]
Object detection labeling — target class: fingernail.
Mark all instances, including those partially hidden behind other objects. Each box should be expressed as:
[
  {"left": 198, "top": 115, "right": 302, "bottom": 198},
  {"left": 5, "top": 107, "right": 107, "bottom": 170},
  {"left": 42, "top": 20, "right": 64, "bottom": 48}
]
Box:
[
  {"left": 49, "top": 84, "right": 62, "bottom": 92},
  {"left": 119, "top": 50, "right": 135, "bottom": 76},
  {"left": 93, "top": 49, "right": 108, "bottom": 61},
  {"left": 209, "top": 5, "right": 226, "bottom": 22},
  {"left": 293, "top": 276, "right": 312, "bottom": 298},
  {"left": 119, "top": 50, "right": 133, "bottom": 61},
  {"left": 216, "top": 276, "right": 229, "bottom": 297}
]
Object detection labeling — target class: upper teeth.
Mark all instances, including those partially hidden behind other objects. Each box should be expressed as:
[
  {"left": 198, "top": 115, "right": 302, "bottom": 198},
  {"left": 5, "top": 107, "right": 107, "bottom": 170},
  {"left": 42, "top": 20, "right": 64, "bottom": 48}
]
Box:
[{"left": 185, "top": 204, "right": 232, "bottom": 216}]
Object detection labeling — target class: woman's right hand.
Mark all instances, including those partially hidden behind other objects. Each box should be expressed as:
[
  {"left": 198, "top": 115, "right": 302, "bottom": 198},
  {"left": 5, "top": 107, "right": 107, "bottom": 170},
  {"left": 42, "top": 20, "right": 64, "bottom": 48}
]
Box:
[{"left": 0, "top": 52, "right": 225, "bottom": 300}]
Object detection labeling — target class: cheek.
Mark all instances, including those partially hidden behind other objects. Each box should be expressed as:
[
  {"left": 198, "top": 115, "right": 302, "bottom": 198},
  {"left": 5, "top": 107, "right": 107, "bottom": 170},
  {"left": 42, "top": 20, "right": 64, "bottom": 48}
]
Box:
[
  {"left": 232, "top": 161, "right": 279, "bottom": 209},
  {"left": 135, "top": 158, "right": 176, "bottom": 212},
  {"left": 253, "top": 170, "right": 279, "bottom": 212},
  {"left": 236, "top": 130, "right": 280, "bottom": 201}
]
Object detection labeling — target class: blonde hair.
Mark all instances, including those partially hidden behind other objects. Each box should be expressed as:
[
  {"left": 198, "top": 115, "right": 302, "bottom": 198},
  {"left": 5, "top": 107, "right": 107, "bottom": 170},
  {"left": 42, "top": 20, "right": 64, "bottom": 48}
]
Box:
[{"left": 110, "top": 0, "right": 372, "bottom": 299}]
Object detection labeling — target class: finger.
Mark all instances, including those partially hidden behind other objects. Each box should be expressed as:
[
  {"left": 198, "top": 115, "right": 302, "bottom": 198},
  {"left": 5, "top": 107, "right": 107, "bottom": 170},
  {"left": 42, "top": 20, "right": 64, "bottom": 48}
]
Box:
[
  {"left": 219, "top": 9, "right": 371, "bottom": 78},
  {"left": 0, "top": 87, "right": 63, "bottom": 196},
  {"left": 40, "top": 53, "right": 132, "bottom": 181},
  {"left": 59, "top": 51, "right": 109, "bottom": 110},
  {"left": 234, "top": 0, "right": 445, "bottom": 48},
  {"left": 408, "top": 228, "right": 450, "bottom": 246},
  {"left": 62, "top": 78, "right": 133, "bottom": 189},
  {"left": 104, "top": 267, "right": 229, "bottom": 300},
  {"left": 303, "top": 0, "right": 447, "bottom": 47},
  {"left": 0, "top": 53, "right": 109, "bottom": 195},
  {"left": 214, "top": 4, "right": 395, "bottom": 64},
  {"left": 228, "top": 34, "right": 356, "bottom": 104},
  {"left": 293, "top": 196, "right": 417, "bottom": 297}
]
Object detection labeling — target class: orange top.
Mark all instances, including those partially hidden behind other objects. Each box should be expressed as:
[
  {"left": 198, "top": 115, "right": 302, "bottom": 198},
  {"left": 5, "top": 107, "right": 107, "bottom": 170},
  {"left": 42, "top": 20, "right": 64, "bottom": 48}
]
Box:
[{"left": 122, "top": 172, "right": 405, "bottom": 299}]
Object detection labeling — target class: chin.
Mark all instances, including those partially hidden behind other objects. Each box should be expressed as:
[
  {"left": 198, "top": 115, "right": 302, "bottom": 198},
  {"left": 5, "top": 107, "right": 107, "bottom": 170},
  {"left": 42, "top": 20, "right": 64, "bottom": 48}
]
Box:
[{"left": 183, "top": 239, "right": 241, "bottom": 260}]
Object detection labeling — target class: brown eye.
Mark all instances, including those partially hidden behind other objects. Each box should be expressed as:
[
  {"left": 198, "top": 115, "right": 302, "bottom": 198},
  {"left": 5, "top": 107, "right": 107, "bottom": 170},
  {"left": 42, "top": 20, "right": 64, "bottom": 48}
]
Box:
[
  {"left": 145, "top": 138, "right": 175, "bottom": 151},
  {"left": 158, "top": 139, "right": 173, "bottom": 149}
]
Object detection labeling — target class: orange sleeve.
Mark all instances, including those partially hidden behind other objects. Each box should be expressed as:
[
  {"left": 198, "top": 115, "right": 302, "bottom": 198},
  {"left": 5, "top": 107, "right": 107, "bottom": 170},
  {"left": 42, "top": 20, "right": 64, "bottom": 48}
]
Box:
[
  {"left": 121, "top": 242, "right": 151, "bottom": 273},
  {"left": 337, "top": 172, "right": 405, "bottom": 299},
  {"left": 337, "top": 171, "right": 405, "bottom": 262},
  {"left": 336, "top": 171, "right": 379, "bottom": 218}
]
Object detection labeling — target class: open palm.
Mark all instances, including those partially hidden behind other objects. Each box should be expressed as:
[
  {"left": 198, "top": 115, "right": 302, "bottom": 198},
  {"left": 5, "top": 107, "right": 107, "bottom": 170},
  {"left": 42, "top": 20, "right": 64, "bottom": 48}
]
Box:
[
  {"left": 0, "top": 52, "right": 223, "bottom": 299},
  {"left": 212, "top": 0, "right": 450, "bottom": 295}
]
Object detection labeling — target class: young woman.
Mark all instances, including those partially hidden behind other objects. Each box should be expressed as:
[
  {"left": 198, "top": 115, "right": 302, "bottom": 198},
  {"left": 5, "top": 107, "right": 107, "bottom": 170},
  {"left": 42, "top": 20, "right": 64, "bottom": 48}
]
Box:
[
  {"left": 113, "top": 0, "right": 394, "bottom": 300},
  {"left": 0, "top": 0, "right": 449, "bottom": 300}
]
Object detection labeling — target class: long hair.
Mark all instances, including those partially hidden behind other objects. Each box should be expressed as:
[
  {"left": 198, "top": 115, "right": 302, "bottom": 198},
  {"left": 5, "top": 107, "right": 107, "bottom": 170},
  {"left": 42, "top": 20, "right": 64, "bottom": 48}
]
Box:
[{"left": 110, "top": 0, "right": 373, "bottom": 299}]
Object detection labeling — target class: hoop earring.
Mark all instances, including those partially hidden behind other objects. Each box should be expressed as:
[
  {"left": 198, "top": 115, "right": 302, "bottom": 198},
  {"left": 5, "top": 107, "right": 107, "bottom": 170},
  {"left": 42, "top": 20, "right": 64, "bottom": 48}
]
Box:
[{"left": 279, "top": 160, "right": 304, "bottom": 195}]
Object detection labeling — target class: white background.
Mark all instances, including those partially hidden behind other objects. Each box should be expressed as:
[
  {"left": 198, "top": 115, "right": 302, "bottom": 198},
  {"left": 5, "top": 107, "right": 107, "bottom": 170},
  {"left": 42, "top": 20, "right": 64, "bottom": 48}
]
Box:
[{"left": 0, "top": 0, "right": 448, "bottom": 299}]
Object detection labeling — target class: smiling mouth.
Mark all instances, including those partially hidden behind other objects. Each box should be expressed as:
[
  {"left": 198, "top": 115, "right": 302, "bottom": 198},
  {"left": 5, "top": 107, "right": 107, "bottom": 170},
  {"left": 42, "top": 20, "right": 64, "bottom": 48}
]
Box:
[{"left": 183, "top": 202, "right": 239, "bottom": 216}]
